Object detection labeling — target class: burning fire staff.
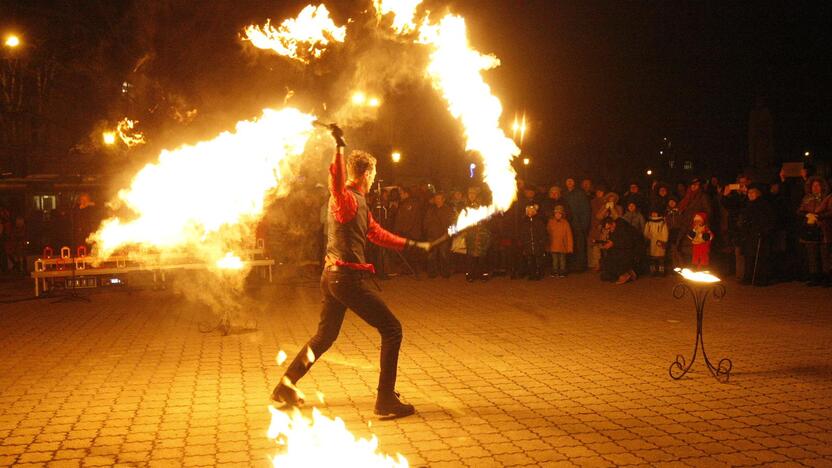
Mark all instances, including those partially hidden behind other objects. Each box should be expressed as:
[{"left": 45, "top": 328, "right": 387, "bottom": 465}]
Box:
[{"left": 272, "top": 124, "right": 431, "bottom": 418}]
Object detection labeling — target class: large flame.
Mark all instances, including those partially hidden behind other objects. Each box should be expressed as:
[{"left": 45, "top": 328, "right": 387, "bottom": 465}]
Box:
[
  {"left": 244, "top": 4, "right": 346, "bottom": 63},
  {"left": 419, "top": 17, "right": 519, "bottom": 234},
  {"left": 268, "top": 407, "right": 408, "bottom": 467},
  {"left": 373, "top": 0, "right": 424, "bottom": 34},
  {"left": 91, "top": 107, "right": 316, "bottom": 264}
]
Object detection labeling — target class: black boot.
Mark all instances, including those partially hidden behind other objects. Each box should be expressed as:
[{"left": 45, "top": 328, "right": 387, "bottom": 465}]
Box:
[
  {"left": 271, "top": 378, "right": 304, "bottom": 408},
  {"left": 374, "top": 391, "right": 415, "bottom": 418}
]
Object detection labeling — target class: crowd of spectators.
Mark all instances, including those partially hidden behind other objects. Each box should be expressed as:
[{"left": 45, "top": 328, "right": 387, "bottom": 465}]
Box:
[{"left": 364, "top": 166, "right": 832, "bottom": 288}]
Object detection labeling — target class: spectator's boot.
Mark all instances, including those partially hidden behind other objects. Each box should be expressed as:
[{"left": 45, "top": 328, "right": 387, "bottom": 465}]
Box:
[
  {"left": 375, "top": 391, "right": 415, "bottom": 418},
  {"left": 271, "top": 378, "right": 304, "bottom": 409}
]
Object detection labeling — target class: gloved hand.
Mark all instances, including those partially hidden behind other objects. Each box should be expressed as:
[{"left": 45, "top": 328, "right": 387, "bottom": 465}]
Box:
[
  {"left": 330, "top": 124, "right": 346, "bottom": 148},
  {"left": 406, "top": 239, "right": 431, "bottom": 252}
]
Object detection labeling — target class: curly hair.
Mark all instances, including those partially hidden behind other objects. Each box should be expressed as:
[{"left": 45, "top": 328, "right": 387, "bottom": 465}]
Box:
[{"left": 346, "top": 150, "right": 377, "bottom": 180}]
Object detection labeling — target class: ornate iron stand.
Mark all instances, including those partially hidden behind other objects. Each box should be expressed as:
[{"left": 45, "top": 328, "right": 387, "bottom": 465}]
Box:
[{"left": 669, "top": 281, "right": 732, "bottom": 383}]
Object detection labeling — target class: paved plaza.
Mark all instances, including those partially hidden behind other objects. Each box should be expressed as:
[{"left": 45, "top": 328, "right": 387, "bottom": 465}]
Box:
[{"left": 1, "top": 271, "right": 831, "bottom": 467}]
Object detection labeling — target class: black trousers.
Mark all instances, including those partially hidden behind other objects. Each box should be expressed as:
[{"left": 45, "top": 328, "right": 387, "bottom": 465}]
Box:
[
  {"left": 283, "top": 270, "right": 403, "bottom": 393},
  {"left": 427, "top": 240, "right": 451, "bottom": 277}
]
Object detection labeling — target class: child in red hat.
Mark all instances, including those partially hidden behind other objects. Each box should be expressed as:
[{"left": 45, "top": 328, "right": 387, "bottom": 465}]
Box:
[{"left": 686, "top": 212, "right": 713, "bottom": 268}]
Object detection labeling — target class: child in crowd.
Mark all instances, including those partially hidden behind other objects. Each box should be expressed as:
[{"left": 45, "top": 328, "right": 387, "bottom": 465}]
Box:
[
  {"left": 644, "top": 208, "right": 669, "bottom": 276},
  {"left": 520, "top": 203, "right": 547, "bottom": 280},
  {"left": 622, "top": 201, "right": 645, "bottom": 233},
  {"left": 547, "top": 205, "right": 573, "bottom": 278},
  {"left": 686, "top": 212, "right": 713, "bottom": 268}
]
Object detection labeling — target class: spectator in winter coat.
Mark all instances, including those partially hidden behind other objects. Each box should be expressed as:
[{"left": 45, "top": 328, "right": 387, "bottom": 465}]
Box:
[
  {"left": 665, "top": 197, "right": 681, "bottom": 269},
  {"left": 564, "top": 178, "right": 590, "bottom": 272},
  {"left": 595, "top": 192, "right": 624, "bottom": 222},
  {"left": 423, "top": 193, "right": 456, "bottom": 278},
  {"left": 541, "top": 185, "right": 569, "bottom": 222},
  {"left": 739, "top": 185, "right": 776, "bottom": 286},
  {"left": 798, "top": 176, "right": 832, "bottom": 286},
  {"left": 621, "top": 182, "right": 648, "bottom": 216},
  {"left": 622, "top": 202, "right": 645, "bottom": 234},
  {"left": 520, "top": 203, "right": 547, "bottom": 280},
  {"left": 588, "top": 188, "right": 608, "bottom": 270},
  {"left": 649, "top": 183, "right": 671, "bottom": 214},
  {"left": 686, "top": 212, "right": 714, "bottom": 268},
  {"left": 675, "top": 178, "right": 712, "bottom": 269},
  {"left": 464, "top": 191, "right": 491, "bottom": 282},
  {"left": 644, "top": 209, "right": 669, "bottom": 276},
  {"left": 721, "top": 174, "right": 751, "bottom": 279},
  {"left": 547, "top": 205, "right": 574, "bottom": 277}
]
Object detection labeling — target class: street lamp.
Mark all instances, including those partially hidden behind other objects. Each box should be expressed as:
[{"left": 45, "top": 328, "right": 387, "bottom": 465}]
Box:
[
  {"left": 4, "top": 34, "right": 20, "bottom": 48},
  {"left": 102, "top": 131, "right": 117, "bottom": 146},
  {"left": 804, "top": 151, "right": 811, "bottom": 157},
  {"left": 646, "top": 169, "right": 653, "bottom": 176},
  {"left": 522, "top": 157, "right": 530, "bottom": 166},
  {"left": 391, "top": 151, "right": 401, "bottom": 163}
]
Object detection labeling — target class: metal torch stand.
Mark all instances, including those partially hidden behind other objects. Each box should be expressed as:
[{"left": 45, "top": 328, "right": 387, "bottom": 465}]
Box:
[{"left": 668, "top": 282, "right": 732, "bottom": 383}]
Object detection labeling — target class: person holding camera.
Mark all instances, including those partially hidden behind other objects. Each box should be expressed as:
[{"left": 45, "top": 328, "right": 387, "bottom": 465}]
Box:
[
  {"left": 272, "top": 125, "right": 430, "bottom": 418},
  {"left": 599, "top": 217, "right": 641, "bottom": 284}
]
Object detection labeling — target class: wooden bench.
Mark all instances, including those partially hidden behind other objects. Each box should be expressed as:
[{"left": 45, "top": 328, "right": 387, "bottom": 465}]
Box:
[{"left": 30, "top": 248, "right": 274, "bottom": 297}]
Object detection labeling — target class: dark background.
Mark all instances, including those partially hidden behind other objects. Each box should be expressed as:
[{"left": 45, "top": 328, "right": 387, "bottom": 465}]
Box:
[{"left": 2, "top": 0, "right": 830, "bottom": 188}]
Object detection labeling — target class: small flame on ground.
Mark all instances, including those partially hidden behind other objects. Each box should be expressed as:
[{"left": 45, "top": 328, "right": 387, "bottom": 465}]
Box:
[
  {"left": 276, "top": 350, "right": 288, "bottom": 366},
  {"left": 675, "top": 268, "right": 721, "bottom": 283},
  {"left": 244, "top": 4, "right": 346, "bottom": 63},
  {"left": 216, "top": 252, "right": 244, "bottom": 270},
  {"left": 267, "top": 407, "right": 408, "bottom": 467}
]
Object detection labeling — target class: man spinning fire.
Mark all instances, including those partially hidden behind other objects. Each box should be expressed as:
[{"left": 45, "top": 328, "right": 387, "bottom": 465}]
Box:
[{"left": 272, "top": 125, "right": 431, "bottom": 418}]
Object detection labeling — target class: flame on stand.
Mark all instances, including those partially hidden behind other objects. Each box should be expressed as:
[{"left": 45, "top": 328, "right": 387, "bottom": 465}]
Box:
[
  {"left": 90, "top": 107, "right": 316, "bottom": 266},
  {"left": 244, "top": 4, "right": 346, "bottom": 63},
  {"left": 267, "top": 407, "right": 408, "bottom": 467},
  {"left": 675, "top": 268, "right": 721, "bottom": 283},
  {"left": 116, "top": 118, "right": 146, "bottom": 146}
]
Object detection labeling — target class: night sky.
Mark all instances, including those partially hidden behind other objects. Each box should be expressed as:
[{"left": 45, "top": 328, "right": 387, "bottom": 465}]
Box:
[{"left": 2, "top": 0, "right": 830, "bottom": 186}]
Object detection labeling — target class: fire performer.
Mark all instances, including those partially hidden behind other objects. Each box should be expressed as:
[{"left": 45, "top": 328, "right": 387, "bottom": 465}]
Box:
[{"left": 272, "top": 124, "right": 430, "bottom": 418}]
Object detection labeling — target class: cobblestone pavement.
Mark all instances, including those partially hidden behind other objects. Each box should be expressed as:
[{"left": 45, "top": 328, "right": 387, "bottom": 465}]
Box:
[{"left": 1, "top": 272, "right": 831, "bottom": 467}]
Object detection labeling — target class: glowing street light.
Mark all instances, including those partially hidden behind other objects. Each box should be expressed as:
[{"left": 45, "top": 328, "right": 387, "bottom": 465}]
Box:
[
  {"left": 102, "top": 131, "right": 117, "bottom": 146},
  {"left": 351, "top": 91, "right": 366, "bottom": 105},
  {"left": 368, "top": 97, "right": 380, "bottom": 107},
  {"left": 391, "top": 151, "right": 401, "bottom": 163},
  {"left": 804, "top": 151, "right": 811, "bottom": 157},
  {"left": 646, "top": 169, "right": 653, "bottom": 176},
  {"left": 512, "top": 112, "right": 528, "bottom": 146},
  {"left": 522, "top": 157, "right": 530, "bottom": 166},
  {"left": 4, "top": 34, "right": 20, "bottom": 48}
]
